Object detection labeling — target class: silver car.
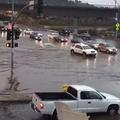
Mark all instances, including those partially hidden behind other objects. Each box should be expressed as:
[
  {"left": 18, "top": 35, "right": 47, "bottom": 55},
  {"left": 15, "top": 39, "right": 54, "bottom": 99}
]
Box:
[{"left": 98, "top": 43, "right": 118, "bottom": 54}]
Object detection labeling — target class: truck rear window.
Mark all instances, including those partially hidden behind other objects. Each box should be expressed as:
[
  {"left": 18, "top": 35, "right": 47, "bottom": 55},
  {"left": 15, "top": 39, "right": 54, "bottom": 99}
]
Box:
[{"left": 67, "top": 86, "right": 77, "bottom": 98}]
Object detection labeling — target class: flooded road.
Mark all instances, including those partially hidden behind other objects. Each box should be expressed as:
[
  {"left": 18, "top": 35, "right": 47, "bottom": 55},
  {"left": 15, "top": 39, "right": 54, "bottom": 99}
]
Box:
[
  {"left": 0, "top": 102, "right": 120, "bottom": 120},
  {"left": 0, "top": 34, "right": 120, "bottom": 120}
]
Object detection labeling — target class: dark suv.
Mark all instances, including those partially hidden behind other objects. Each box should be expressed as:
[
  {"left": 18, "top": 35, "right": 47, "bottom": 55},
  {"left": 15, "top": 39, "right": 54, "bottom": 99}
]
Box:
[{"left": 30, "top": 32, "right": 43, "bottom": 41}]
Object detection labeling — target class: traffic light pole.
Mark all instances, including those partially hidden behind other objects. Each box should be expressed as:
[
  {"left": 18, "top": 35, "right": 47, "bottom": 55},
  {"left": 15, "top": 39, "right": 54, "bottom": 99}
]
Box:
[
  {"left": 8, "top": 1, "right": 34, "bottom": 90},
  {"left": 115, "top": 0, "right": 118, "bottom": 40},
  {"left": 9, "top": 0, "right": 14, "bottom": 85},
  {"left": 13, "top": 4, "right": 34, "bottom": 25}
]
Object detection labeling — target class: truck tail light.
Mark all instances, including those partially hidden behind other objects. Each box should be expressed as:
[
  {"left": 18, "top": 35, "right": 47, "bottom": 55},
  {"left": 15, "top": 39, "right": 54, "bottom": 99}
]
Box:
[
  {"left": 39, "top": 102, "right": 44, "bottom": 109},
  {"left": 32, "top": 95, "right": 36, "bottom": 101}
]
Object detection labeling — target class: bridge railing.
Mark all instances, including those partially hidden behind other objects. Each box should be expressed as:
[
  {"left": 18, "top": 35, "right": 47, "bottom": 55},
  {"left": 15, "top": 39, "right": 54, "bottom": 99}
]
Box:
[{"left": 90, "top": 4, "right": 120, "bottom": 8}]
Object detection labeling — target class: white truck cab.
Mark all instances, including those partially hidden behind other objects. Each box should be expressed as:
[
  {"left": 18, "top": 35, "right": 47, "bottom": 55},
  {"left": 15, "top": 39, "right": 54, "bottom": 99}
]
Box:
[{"left": 68, "top": 85, "right": 120, "bottom": 113}]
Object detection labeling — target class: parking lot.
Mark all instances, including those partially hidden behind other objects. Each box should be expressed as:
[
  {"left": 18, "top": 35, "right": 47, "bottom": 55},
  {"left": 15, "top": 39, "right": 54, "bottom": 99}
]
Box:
[{"left": 0, "top": 31, "right": 120, "bottom": 120}]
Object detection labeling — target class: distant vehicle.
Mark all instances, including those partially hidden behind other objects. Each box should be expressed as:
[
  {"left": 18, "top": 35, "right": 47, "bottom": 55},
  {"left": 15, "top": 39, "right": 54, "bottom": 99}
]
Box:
[
  {"left": 30, "top": 32, "right": 43, "bottom": 41},
  {"left": 60, "top": 36, "right": 69, "bottom": 42},
  {"left": 90, "top": 43, "right": 99, "bottom": 50},
  {"left": 1, "top": 26, "right": 7, "bottom": 32},
  {"left": 97, "top": 43, "right": 118, "bottom": 54},
  {"left": 86, "top": 41, "right": 100, "bottom": 50},
  {"left": 30, "top": 32, "right": 37, "bottom": 39},
  {"left": 48, "top": 32, "right": 62, "bottom": 43},
  {"left": 59, "top": 29, "right": 71, "bottom": 37},
  {"left": 24, "top": 28, "right": 33, "bottom": 35},
  {"left": 86, "top": 38, "right": 107, "bottom": 50},
  {"left": 78, "top": 33, "right": 91, "bottom": 41},
  {"left": 31, "top": 84, "right": 120, "bottom": 120},
  {"left": 71, "top": 37, "right": 83, "bottom": 43},
  {"left": 70, "top": 43, "right": 97, "bottom": 57},
  {"left": 58, "top": 29, "right": 72, "bottom": 42},
  {"left": 48, "top": 32, "right": 59, "bottom": 39}
]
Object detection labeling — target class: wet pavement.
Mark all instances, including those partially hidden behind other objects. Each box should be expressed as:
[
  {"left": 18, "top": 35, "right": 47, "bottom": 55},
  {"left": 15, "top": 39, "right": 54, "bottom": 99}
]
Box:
[
  {"left": 0, "top": 32, "right": 120, "bottom": 120},
  {"left": 0, "top": 102, "right": 120, "bottom": 120}
]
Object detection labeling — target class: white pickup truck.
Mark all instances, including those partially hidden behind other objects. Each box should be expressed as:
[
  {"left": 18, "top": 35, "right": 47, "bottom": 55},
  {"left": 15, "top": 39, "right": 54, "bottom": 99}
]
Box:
[{"left": 31, "top": 85, "right": 120, "bottom": 120}]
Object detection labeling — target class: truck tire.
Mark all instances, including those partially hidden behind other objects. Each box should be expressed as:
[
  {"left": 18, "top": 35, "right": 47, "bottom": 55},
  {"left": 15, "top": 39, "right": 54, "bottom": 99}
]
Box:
[
  {"left": 52, "top": 109, "right": 58, "bottom": 120},
  {"left": 107, "top": 105, "right": 119, "bottom": 115}
]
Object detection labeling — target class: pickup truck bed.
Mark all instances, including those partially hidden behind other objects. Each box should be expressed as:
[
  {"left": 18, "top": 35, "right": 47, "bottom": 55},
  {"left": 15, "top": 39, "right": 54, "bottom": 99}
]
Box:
[{"left": 35, "top": 92, "right": 76, "bottom": 101}]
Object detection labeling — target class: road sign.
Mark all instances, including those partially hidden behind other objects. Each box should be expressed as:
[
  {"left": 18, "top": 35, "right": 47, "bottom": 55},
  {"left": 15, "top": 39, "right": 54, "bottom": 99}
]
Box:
[{"left": 115, "top": 22, "right": 120, "bottom": 31}]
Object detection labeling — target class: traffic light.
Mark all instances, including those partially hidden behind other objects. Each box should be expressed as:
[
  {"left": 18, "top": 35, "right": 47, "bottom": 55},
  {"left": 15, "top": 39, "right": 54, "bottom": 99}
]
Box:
[
  {"left": 7, "top": 29, "right": 13, "bottom": 40},
  {"left": 14, "top": 28, "right": 21, "bottom": 40},
  {"left": 6, "top": 23, "right": 20, "bottom": 48},
  {"left": 6, "top": 42, "right": 18, "bottom": 48},
  {"left": 6, "top": 42, "right": 11, "bottom": 47},
  {"left": 14, "top": 42, "right": 18, "bottom": 47},
  {"left": 37, "top": 0, "right": 44, "bottom": 15}
]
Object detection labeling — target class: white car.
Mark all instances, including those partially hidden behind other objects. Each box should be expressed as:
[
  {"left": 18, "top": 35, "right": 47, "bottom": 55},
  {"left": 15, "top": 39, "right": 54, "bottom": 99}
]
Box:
[{"left": 70, "top": 43, "right": 97, "bottom": 57}]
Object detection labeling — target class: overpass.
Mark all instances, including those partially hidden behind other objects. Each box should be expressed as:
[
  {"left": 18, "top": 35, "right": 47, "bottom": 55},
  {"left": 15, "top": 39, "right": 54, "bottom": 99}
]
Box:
[{"left": 0, "top": 3, "right": 119, "bottom": 27}]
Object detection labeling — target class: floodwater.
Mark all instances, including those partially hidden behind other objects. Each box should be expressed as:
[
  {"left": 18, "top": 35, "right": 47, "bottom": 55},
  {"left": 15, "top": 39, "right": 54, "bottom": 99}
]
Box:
[
  {"left": 0, "top": 103, "right": 120, "bottom": 120},
  {"left": 0, "top": 32, "right": 120, "bottom": 120}
]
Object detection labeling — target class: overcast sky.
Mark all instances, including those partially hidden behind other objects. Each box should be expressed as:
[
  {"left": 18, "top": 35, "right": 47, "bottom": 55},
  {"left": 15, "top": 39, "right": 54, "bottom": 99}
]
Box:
[{"left": 80, "top": 0, "right": 120, "bottom": 6}]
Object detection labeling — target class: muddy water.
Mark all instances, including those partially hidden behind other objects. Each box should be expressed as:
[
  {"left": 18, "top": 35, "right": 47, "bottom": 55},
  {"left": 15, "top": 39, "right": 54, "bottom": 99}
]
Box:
[
  {"left": 0, "top": 36, "right": 120, "bottom": 120},
  {"left": 0, "top": 103, "right": 120, "bottom": 120}
]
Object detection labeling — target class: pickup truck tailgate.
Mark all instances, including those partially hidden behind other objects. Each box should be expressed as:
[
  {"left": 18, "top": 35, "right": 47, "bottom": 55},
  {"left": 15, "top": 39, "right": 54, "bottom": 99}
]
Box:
[{"left": 32, "top": 92, "right": 77, "bottom": 114}]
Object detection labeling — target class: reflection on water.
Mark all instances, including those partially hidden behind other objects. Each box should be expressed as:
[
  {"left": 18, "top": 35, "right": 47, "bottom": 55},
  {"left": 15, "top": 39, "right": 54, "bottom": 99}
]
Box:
[
  {"left": 60, "top": 42, "right": 70, "bottom": 49},
  {"left": 89, "top": 114, "right": 120, "bottom": 120},
  {"left": 85, "top": 58, "right": 97, "bottom": 69},
  {"left": 107, "top": 55, "right": 118, "bottom": 66}
]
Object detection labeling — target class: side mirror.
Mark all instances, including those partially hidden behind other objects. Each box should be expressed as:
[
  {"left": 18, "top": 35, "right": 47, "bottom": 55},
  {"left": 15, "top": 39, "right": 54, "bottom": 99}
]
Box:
[{"left": 98, "top": 97, "right": 103, "bottom": 100}]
